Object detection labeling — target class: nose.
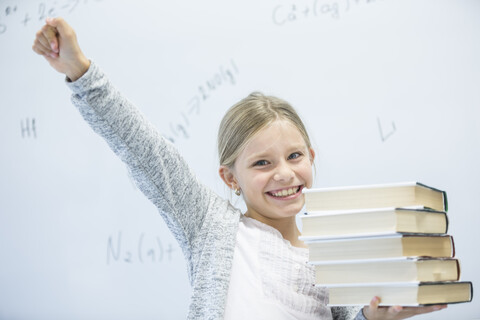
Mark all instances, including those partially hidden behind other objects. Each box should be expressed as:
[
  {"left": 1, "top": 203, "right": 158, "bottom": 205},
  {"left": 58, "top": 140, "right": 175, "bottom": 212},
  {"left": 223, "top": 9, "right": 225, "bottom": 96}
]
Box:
[{"left": 273, "top": 160, "right": 295, "bottom": 182}]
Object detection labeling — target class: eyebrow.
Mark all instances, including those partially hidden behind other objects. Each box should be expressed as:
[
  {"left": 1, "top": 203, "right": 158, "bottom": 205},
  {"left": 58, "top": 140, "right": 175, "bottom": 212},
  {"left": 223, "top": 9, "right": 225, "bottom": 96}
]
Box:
[{"left": 246, "top": 144, "right": 308, "bottom": 162}]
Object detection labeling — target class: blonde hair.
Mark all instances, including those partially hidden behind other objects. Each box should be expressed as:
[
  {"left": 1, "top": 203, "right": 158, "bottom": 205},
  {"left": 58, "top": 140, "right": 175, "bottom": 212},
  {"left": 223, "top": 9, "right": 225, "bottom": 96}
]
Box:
[{"left": 218, "top": 92, "right": 312, "bottom": 168}]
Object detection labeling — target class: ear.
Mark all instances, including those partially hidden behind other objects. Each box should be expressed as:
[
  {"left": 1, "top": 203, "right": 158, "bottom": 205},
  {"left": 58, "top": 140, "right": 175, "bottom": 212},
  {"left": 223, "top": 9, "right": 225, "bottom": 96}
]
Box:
[
  {"left": 309, "top": 147, "right": 316, "bottom": 164},
  {"left": 219, "top": 165, "right": 238, "bottom": 190}
]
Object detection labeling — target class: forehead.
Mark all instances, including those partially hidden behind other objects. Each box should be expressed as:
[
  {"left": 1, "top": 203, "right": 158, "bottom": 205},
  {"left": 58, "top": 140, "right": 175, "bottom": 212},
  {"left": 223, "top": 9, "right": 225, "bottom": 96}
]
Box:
[{"left": 240, "top": 120, "right": 307, "bottom": 158}]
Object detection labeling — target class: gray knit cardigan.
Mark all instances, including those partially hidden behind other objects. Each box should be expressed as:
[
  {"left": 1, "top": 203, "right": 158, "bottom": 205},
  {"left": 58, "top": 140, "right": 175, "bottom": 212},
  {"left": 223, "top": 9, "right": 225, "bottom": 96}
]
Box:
[{"left": 67, "top": 62, "right": 366, "bottom": 320}]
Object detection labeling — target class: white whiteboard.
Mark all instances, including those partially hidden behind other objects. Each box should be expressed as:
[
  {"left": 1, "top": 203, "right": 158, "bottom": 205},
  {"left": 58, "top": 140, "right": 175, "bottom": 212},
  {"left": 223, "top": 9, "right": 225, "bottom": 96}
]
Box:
[{"left": 1, "top": 0, "right": 479, "bottom": 319}]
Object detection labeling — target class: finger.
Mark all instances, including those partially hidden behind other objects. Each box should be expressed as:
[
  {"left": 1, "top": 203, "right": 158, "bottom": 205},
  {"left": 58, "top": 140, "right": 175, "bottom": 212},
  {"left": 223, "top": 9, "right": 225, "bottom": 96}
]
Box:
[
  {"left": 369, "top": 296, "right": 381, "bottom": 311},
  {"left": 46, "top": 16, "right": 66, "bottom": 30},
  {"left": 41, "top": 24, "right": 59, "bottom": 53},
  {"left": 33, "top": 35, "right": 57, "bottom": 58},
  {"left": 387, "top": 305, "right": 403, "bottom": 315},
  {"left": 32, "top": 45, "right": 56, "bottom": 62},
  {"left": 33, "top": 31, "right": 49, "bottom": 52},
  {"left": 35, "top": 30, "right": 51, "bottom": 51},
  {"left": 32, "top": 43, "right": 47, "bottom": 56},
  {"left": 46, "top": 17, "right": 72, "bottom": 41},
  {"left": 404, "top": 304, "right": 447, "bottom": 315},
  {"left": 433, "top": 304, "right": 448, "bottom": 311},
  {"left": 32, "top": 37, "right": 53, "bottom": 57}
]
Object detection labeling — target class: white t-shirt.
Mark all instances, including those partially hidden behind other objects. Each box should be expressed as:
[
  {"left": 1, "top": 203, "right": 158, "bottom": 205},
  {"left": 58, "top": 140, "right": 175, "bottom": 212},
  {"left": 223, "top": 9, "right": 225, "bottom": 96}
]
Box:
[{"left": 224, "top": 215, "right": 332, "bottom": 320}]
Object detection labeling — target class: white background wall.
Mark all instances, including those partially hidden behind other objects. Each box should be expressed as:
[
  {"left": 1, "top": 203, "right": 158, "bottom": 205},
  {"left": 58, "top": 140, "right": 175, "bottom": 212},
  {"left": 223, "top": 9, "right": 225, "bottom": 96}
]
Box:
[{"left": 0, "top": 0, "right": 479, "bottom": 319}]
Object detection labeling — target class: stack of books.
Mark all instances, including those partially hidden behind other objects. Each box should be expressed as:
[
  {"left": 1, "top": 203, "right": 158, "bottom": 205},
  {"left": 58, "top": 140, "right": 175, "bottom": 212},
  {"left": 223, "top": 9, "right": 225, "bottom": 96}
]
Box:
[{"left": 300, "top": 182, "right": 473, "bottom": 306}]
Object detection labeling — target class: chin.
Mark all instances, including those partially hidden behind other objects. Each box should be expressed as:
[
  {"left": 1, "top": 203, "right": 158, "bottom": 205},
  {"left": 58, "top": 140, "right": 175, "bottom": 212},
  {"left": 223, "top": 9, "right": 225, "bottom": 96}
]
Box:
[{"left": 277, "top": 204, "right": 304, "bottom": 218}]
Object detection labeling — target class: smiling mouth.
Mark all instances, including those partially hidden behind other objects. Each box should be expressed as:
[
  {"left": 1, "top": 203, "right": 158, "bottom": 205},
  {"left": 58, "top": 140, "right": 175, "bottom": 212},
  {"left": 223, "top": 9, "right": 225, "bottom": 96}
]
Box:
[{"left": 267, "top": 186, "right": 303, "bottom": 198}]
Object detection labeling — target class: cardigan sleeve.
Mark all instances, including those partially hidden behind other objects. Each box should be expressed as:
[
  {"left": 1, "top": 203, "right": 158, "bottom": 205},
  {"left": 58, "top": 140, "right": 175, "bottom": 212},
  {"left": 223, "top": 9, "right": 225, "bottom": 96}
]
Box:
[
  {"left": 66, "top": 62, "right": 215, "bottom": 268},
  {"left": 331, "top": 306, "right": 367, "bottom": 320}
]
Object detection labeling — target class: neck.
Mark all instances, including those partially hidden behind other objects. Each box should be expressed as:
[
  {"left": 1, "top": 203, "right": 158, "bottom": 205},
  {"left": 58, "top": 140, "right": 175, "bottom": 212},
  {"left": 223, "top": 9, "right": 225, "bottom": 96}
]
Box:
[{"left": 245, "top": 212, "right": 307, "bottom": 248}]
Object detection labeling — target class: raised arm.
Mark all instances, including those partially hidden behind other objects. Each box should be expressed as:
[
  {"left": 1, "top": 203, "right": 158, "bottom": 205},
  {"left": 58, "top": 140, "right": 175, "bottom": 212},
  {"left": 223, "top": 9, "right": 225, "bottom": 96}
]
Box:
[{"left": 32, "top": 19, "right": 225, "bottom": 280}]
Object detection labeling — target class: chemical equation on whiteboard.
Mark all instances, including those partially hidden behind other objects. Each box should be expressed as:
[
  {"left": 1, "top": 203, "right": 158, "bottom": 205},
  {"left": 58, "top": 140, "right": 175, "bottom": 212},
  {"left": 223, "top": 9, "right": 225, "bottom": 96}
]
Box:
[
  {"left": 21, "top": 117, "right": 37, "bottom": 138},
  {"left": 0, "top": 0, "right": 103, "bottom": 36},
  {"left": 377, "top": 117, "right": 396, "bottom": 142},
  {"left": 107, "top": 231, "right": 177, "bottom": 265},
  {"left": 164, "top": 59, "right": 239, "bottom": 144},
  {"left": 272, "top": 0, "right": 384, "bottom": 26}
]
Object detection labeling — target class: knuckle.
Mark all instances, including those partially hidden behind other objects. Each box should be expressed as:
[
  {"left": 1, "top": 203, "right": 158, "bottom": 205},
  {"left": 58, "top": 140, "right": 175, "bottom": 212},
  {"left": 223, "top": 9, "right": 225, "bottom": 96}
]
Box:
[
  {"left": 43, "top": 26, "right": 56, "bottom": 37},
  {"left": 33, "top": 46, "right": 43, "bottom": 55},
  {"left": 41, "top": 24, "right": 51, "bottom": 33},
  {"left": 46, "top": 27, "right": 56, "bottom": 36}
]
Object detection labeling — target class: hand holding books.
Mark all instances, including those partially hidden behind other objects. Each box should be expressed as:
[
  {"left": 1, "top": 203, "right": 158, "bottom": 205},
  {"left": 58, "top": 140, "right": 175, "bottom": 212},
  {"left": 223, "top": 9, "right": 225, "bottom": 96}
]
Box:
[{"left": 362, "top": 296, "right": 447, "bottom": 320}]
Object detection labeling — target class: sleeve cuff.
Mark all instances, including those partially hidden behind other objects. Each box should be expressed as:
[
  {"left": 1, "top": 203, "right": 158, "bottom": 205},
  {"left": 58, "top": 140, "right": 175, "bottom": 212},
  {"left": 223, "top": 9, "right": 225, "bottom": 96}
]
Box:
[
  {"left": 355, "top": 308, "right": 368, "bottom": 320},
  {"left": 65, "top": 60, "right": 97, "bottom": 93}
]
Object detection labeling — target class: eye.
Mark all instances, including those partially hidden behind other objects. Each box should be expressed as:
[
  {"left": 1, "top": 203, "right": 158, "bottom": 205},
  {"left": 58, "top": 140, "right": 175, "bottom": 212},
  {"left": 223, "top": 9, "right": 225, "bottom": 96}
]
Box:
[
  {"left": 253, "top": 159, "right": 269, "bottom": 167},
  {"left": 288, "top": 152, "right": 302, "bottom": 160}
]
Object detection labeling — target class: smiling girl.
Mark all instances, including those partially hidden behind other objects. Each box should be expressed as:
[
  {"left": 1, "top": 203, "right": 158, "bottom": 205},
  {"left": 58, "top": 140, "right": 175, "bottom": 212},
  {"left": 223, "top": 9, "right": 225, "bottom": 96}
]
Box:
[{"left": 32, "top": 17, "right": 447, "bottom": 320}]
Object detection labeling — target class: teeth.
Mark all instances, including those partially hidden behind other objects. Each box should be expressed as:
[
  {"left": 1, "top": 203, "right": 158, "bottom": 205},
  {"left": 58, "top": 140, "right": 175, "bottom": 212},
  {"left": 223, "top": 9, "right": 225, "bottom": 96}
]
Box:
[{"left": 272, "top": 187, "right": 298, "bottom": 197}]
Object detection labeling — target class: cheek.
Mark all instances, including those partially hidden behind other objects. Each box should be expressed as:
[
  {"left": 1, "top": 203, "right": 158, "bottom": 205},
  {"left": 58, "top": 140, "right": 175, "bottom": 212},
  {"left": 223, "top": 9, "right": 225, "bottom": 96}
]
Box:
[
  {"left": 250, "top": 173, "right": 271, "bottom": 191},
  {"left": 240, "top": 172, "right": 270, "bottom": 195},
  {"left": 300, "top": 164, "right": 314, "bottom": 188}
]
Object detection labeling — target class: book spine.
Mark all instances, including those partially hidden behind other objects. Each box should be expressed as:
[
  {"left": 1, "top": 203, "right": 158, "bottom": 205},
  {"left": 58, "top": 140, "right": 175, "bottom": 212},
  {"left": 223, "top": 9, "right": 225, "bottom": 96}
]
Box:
[
  {"left": 416, "top": 182, "right": 448, "bottom": 212},
  {"left": 445, "top": 213, "right": 449, "bottom": 234},
  {"left": 417, "top": 281, "right": 473, "bottom": 303},
  {"left": 451, "top": 236, "right": 456, "bottom": 258},
  {"left": 455, "top": 259, "right": 461, "bottom": 281}
]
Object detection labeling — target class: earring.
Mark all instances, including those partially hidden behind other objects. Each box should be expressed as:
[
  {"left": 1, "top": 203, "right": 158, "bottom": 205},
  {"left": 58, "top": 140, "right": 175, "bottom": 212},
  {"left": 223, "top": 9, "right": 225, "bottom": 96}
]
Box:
[{"left": 235, "top": 188, "right": 241, "bottom": 196}]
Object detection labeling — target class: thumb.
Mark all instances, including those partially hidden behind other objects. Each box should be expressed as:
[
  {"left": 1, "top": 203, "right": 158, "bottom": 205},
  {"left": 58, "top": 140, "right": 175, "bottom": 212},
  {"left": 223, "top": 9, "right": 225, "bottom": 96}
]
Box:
[
  {"left": 44, "top": 17, "right": 75, "bottom": 54},
  {"left": 45, "top": 16, "right": 67, "bottom": 32},
  {"left": 44, "top": 17, "right": 61, "bottom": 53}
]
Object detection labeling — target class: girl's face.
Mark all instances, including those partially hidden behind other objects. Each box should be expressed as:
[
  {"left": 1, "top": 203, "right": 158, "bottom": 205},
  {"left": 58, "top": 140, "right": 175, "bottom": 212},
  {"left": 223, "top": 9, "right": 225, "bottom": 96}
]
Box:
[{"left": 224, "top": 119, "right": 315, "bottom": 222}]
